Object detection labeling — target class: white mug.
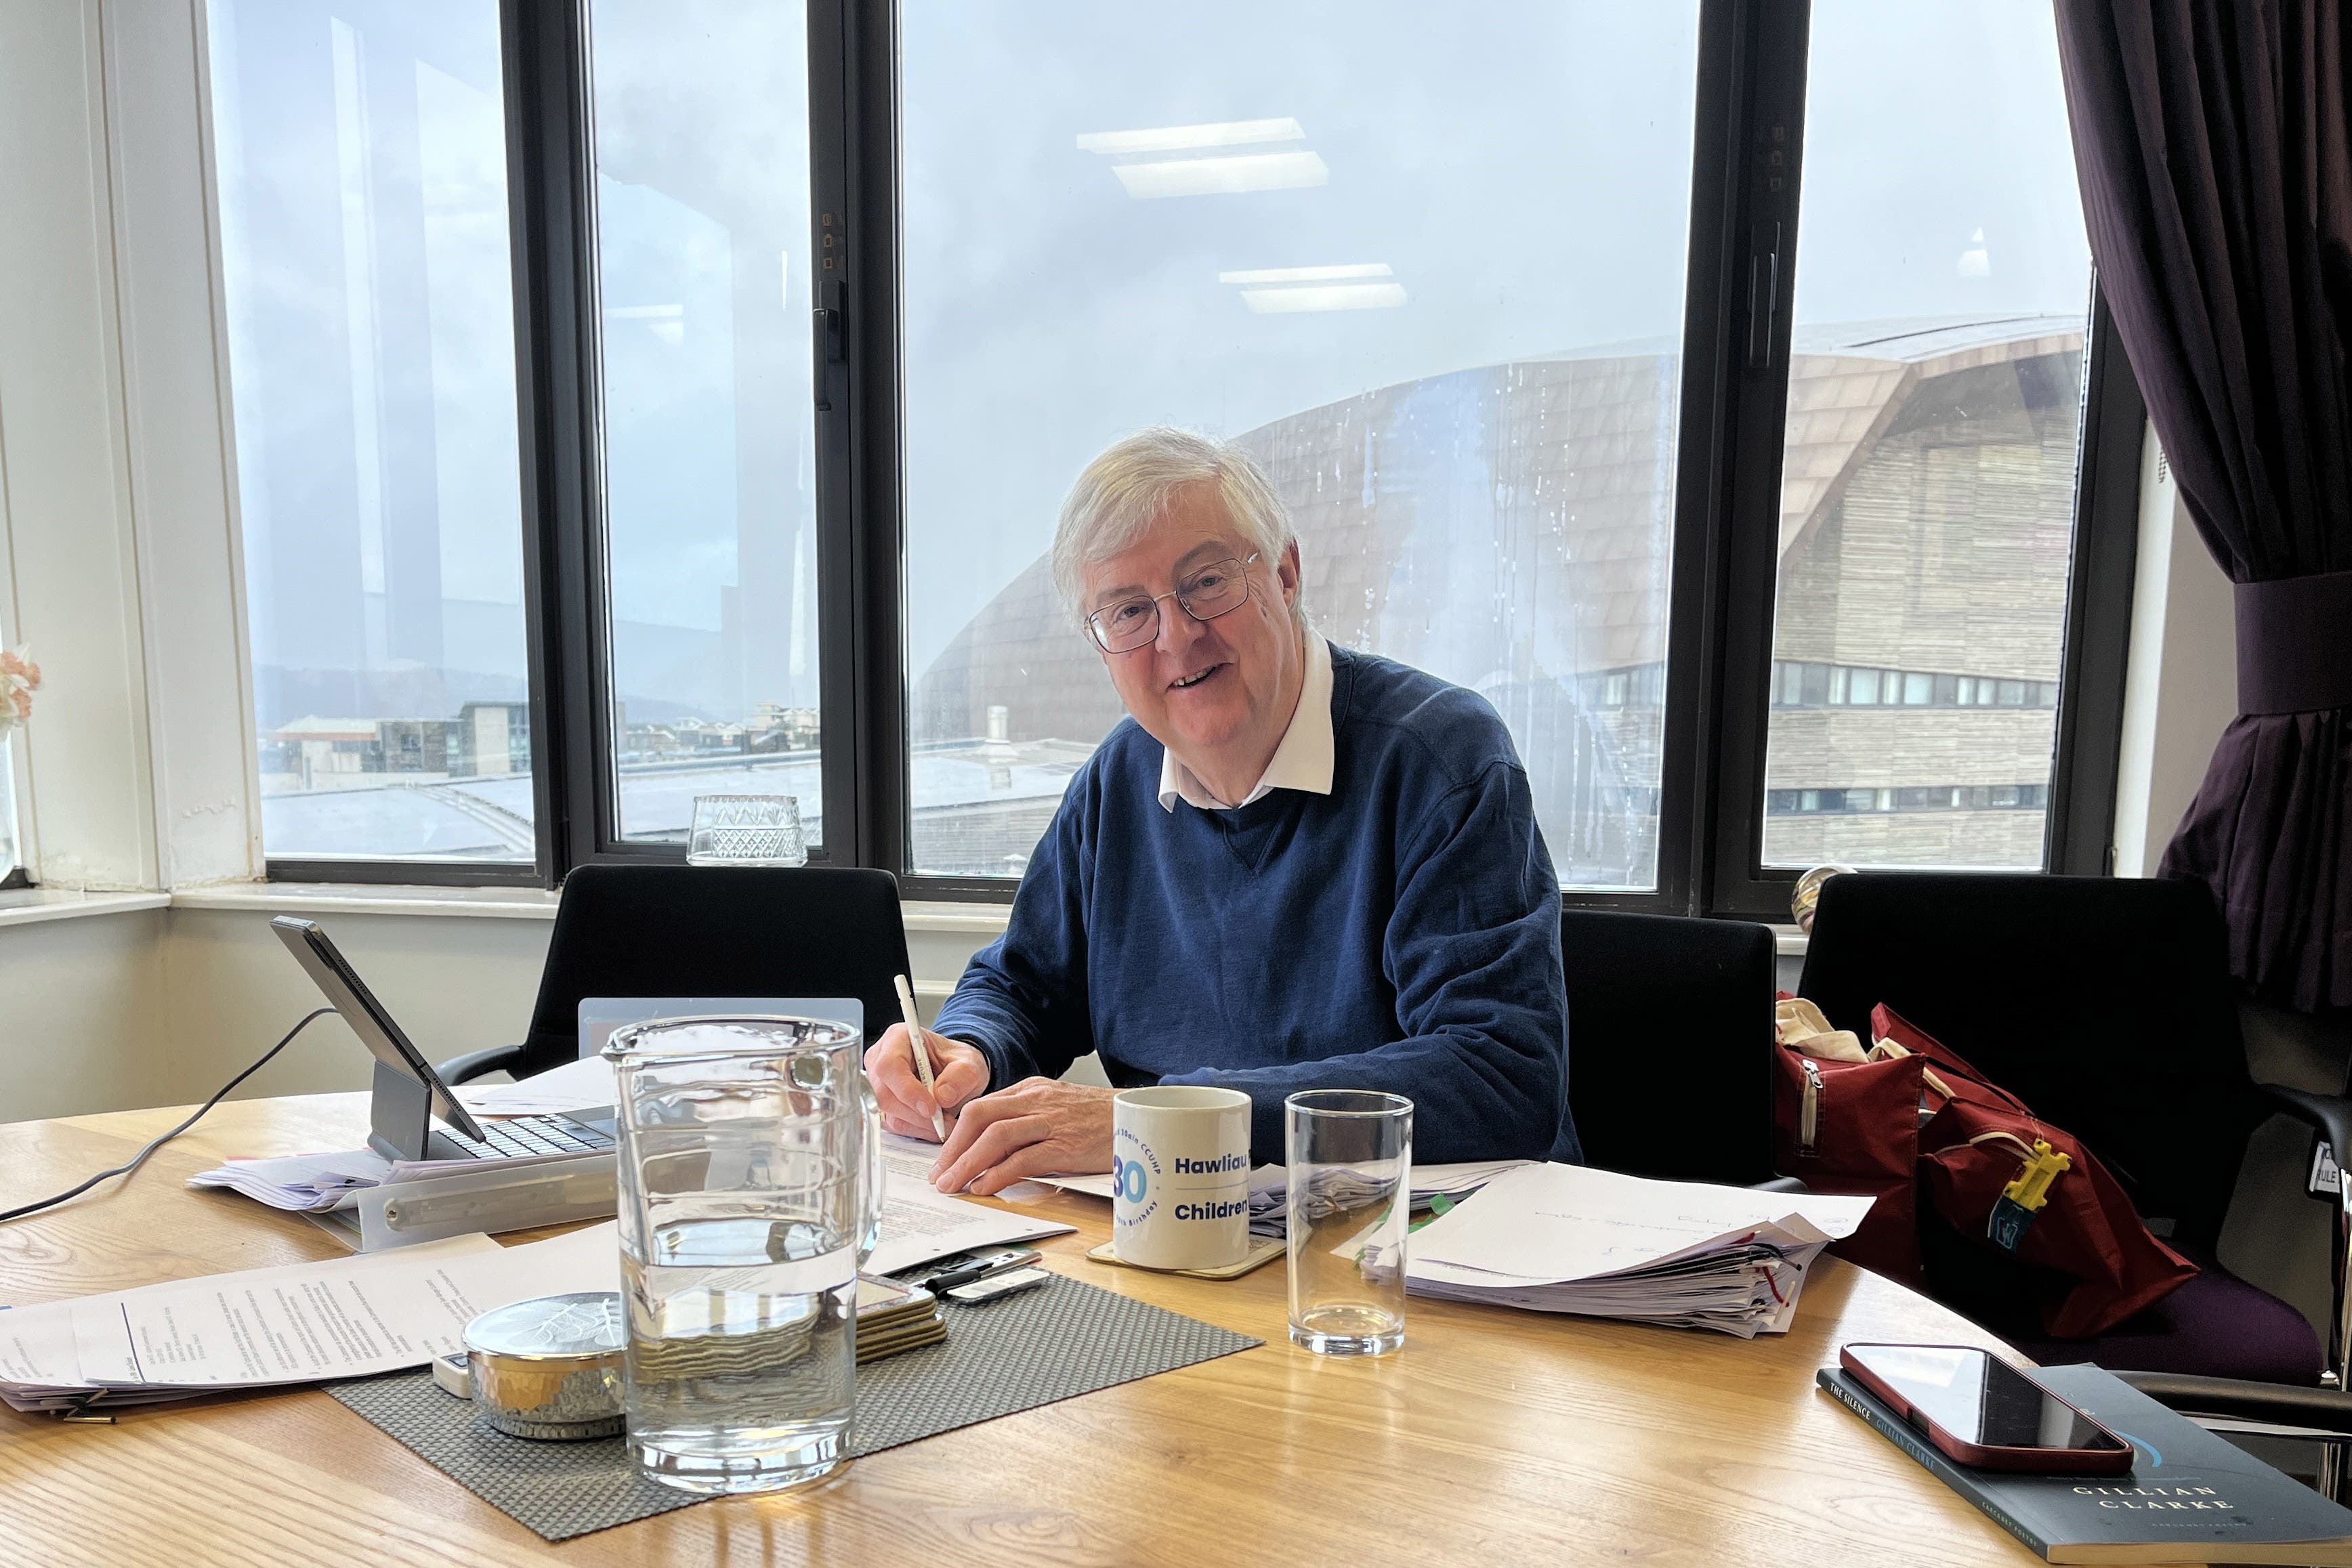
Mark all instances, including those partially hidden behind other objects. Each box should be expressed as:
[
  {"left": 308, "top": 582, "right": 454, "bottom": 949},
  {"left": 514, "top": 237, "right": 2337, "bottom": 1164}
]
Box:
[{"left": 1110, "top": 1086, "right": 1253, "bottom": 1271}]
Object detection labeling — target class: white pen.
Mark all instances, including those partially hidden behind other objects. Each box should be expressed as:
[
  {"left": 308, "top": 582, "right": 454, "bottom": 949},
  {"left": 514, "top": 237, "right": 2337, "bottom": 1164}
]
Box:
[{"left": 892, "top": 973, "right": 950, "bottom": 1141}]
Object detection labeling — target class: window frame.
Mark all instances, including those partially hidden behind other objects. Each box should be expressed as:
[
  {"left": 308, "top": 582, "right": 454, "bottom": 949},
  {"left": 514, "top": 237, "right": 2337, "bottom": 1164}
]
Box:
[{"left": 245, "top": 0, "right": 2146, "bottom": 912}]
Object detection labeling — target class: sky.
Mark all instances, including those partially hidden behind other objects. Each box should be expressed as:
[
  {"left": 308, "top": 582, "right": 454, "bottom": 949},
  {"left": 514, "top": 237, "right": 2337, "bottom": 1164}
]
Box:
[{"left": 215, "top": 0, "right": 2090, "bottom": 711}]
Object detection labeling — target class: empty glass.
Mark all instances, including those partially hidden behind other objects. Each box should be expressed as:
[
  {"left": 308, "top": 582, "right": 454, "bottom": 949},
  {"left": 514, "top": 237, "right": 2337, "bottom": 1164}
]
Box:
[
  {"left": 607, "top": 1015, "right": 881, "bottom": 1493},
  {"left": 1285, "top": 1090, "right": 1412, "bottom": 1357},
  {"left": 686, "top": 794, "right": 805, "bottom": 866}
]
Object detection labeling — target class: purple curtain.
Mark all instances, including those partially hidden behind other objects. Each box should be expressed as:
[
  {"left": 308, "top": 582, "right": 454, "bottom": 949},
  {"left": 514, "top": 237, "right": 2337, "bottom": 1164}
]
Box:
[{"left": 2055, "top": 1, "right": 2352, "bottom": 1011}]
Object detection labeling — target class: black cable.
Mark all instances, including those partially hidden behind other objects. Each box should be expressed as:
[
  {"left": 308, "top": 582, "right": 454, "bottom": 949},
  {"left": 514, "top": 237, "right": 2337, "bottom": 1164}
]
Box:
[{"left": 0, "top": 1007, "right": 339, "bottom": 1224}]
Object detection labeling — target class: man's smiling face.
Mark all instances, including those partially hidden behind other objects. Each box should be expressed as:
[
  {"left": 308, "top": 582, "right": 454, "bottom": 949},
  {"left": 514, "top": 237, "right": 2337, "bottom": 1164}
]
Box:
[{"left": 1080, "top": 481, "right": 1303, "bottom": 785}]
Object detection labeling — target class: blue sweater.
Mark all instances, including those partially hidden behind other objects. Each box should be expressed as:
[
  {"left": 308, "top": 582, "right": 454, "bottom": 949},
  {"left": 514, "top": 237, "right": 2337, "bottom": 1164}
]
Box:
[{"left": 933, "top": 643, "right": 1577, "bottom": 1165}]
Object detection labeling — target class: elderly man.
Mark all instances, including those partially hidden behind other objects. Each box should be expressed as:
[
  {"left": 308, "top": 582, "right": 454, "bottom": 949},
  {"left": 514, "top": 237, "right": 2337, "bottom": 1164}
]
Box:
[{"left": 867, "top": 427, "right": 1574, "bottom": 1194}]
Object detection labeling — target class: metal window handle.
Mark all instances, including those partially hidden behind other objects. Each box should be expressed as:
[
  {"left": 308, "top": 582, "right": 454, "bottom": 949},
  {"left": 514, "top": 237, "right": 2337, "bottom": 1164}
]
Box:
[
  {"left": 813, "top": 280, "right": 845, "bottom": 410},
  {"left": 1746, "top": 221, "right": 1780, "bottom": 370}
]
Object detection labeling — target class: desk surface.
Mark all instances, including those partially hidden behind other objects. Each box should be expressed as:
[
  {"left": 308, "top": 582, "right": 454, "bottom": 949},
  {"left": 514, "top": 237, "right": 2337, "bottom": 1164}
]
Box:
[{"left": 0, "top": 1094, "right": 2133, "bottom": 1567}]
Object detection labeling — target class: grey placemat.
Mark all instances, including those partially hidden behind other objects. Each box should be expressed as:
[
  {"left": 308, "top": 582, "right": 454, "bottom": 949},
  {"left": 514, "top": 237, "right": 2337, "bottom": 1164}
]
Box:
[{"left": 327, "top": 1273, "right": 1259, "bottom": 1541}]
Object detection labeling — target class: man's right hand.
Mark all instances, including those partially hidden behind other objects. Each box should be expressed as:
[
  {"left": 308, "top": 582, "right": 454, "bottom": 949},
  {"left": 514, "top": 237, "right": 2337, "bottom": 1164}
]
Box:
[{"left": 863, "top": 1024, "right": 990, "bottom": 1143}]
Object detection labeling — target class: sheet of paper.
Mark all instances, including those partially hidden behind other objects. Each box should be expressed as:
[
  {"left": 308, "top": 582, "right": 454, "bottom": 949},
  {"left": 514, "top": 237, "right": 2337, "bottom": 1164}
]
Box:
[
  {"left": 868, "top": 1171, "right": 1073, "bottom": 1276},
  {"left": 0, "top": 1300, "right": 81, "bottom": 1391},
  {"left": 457, "top": 1055, "right": 618, "bottom": 1118},
  {"left": 1407, "top": 1163, "right": 1872, "bottom": 1286},
  {"left": 879, "top": 1129, "right": 1122, "bottom": 1208},
  {"left": 70, "top": 1225, "right": 618, "bottom": 1389},
  {"left": 1031, "top": 1171, "right": 1118, "bottom": 1199},
  {"left": 879, "top": 1128, "right": 946, "bottom": 1183}
]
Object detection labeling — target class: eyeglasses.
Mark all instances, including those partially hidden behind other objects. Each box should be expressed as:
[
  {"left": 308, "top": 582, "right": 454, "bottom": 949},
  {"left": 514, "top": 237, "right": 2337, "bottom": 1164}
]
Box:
[{"left": 1083, "top": 553, "right": 1260, "bottom": 654}]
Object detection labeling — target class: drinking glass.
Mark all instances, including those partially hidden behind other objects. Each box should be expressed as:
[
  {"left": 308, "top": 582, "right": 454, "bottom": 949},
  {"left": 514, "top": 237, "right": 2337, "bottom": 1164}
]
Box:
[
  {"left": 606, "top": 1015, "right": 882, "bottom": 1493},
  {"left": 1285, "top": 1090, "right": 1412, "bottom": 1357},
  {"left": 686, "top": 794, "right": 805, "bottom": 866}
]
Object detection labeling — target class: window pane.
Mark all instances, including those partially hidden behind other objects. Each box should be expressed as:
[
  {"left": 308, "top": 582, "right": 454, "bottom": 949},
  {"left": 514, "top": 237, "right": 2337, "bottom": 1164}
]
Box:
[
  {"left": 213, "top": 1, "right": 534, "bottom": 861},
  {"left": 1760, "top": 1, "right": 2089, "bottom": 872},
  {"left": 585, "top": 0, "right": 822, "bottom": 847},
  {"left": 901, "top": 3, "right": 1702, "bottom": 885}
]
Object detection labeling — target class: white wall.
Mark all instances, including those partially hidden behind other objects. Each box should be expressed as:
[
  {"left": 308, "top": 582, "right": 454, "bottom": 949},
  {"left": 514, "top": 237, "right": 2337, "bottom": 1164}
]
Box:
[
  {"left": 0, "top": 0, "right": 164, "bottom": 892},
  {"left": 2112, "top": 425, "right": 2236, "bottom": 877},
  {"left": 0, "top": 910, "right": 166, "bottom": 1122},
  {"left": 0, "top": 895, "right": 1006, "bottom": 1124},
  {"left": 104, "top": 0, "right": 266, "bottom": 887},
  {"left": 0, "top": 0, "right": 261, "bottom": 897}
]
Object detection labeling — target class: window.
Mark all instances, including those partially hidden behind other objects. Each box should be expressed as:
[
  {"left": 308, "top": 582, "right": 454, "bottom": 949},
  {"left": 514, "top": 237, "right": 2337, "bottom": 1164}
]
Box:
[
  {"left": 200, "top": 2, "right": 2143, "bottom": 906},
  {"left": 898, "top": 1, "right": 1704, "bottom": 889},
  {"left": 1758, "top": 1, "right": 2093, "bottom": 874},
  {"left": 582, "top": 0, "right": 826, "bottom": 849},
  {"left": 210, "top": 0, "right": 536, "bottom": 864}
]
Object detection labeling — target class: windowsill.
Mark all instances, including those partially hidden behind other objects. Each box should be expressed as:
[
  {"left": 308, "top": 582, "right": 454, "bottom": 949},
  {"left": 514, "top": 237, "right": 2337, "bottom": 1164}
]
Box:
[
  {"left": 901, "top": 899, "right": 1013, "bottom": 935},
  {"left": 169, "top": 883, "right": 563, "bottom": 920},
  {"left": 164, "top": 883, "right": 1007, "bottom": 930},
  {"left": 0, "top": 889, "right": 172, "bottom": 928}
]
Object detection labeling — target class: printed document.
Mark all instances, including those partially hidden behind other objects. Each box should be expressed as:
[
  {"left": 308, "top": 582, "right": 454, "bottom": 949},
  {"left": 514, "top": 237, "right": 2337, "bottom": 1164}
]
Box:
[
  {"left": 1402, "top": 1163, "right": 1876, "bottom": 1338},
  {"left": 0, "top": 1226, "right": 617, "bottom": 1412}
]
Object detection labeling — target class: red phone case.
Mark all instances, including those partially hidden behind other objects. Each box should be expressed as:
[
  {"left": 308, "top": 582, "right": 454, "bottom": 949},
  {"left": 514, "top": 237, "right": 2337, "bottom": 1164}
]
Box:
[{"left": 1839, "top": 1343, "right": 2134, "bottom": 1475}]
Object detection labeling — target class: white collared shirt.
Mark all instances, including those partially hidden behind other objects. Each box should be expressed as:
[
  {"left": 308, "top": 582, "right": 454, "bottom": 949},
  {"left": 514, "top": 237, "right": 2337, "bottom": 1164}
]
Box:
[{"left": 1156, "top": 633, "right": 1336, "bottom": 812}]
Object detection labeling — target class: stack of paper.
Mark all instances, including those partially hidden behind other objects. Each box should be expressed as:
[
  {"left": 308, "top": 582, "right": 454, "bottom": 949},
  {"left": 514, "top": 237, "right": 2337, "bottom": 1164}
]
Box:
[
  {"left": 186, "top": 1147, "right": 604, "bottom": 1213},
  {"left": 1403, "top": 1164, "right": 1876, "bottom": 1338},
  {"left": 181, "top": 1059, "right": 624, "bottom": 1214},
  {"left": 0, "top": 1225, "right": 618, "bottom": 1414}
]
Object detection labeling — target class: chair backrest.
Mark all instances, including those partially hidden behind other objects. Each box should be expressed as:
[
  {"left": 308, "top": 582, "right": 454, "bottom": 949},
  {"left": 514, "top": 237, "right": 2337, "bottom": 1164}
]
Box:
[
  {"left": 511, "top": 864, "right": 914, "bottom": 1076},
  {"left": 1799, "top": 872, "right": 2263, "bottom": 1255},
  {"left": 1561, "top": 909, "right": 1778, "bottom": 1185}
]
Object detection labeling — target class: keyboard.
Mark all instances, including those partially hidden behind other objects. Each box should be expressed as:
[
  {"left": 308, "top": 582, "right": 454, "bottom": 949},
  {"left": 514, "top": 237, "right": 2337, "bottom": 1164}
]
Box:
[{"left": 437, "top": 1113, "right": 616, "bottom": 1162}]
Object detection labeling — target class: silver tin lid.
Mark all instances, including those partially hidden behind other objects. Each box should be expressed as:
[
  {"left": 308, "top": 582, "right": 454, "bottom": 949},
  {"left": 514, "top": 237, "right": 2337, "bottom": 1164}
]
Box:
[{"left": 463, "top": 1292, "right": 626, "bottom": 1441}]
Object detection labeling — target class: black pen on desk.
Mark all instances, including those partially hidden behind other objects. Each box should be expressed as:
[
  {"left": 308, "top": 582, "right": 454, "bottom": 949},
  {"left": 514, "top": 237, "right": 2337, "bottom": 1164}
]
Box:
[
  {"left": 923, "top": 1257, "right": 1019, "bottom": 1294},
  {"left": 892, "top": 973, "right": 950, "bottom": 1141}
]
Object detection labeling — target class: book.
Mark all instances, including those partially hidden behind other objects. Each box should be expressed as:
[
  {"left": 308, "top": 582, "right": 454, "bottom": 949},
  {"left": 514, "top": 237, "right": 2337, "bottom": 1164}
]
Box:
[{"left": 1820, "top": 1363, "right": 2352, "bottom": 1565}]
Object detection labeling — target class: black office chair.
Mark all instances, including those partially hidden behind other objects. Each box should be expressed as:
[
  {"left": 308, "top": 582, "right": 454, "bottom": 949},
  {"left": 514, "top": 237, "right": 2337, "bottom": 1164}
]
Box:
[
  {"left": 436, "top": 864, "right": 915, "bottom": 1085},
  {"left": 1801, "top": 871, "right": 2352, "bottom": 1493},
  {"left": 1561, "top": 908, "right": 1780, "bottom": 1185}
]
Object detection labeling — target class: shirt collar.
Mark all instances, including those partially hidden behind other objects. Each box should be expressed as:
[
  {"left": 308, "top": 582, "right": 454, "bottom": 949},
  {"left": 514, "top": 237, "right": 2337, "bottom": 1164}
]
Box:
[{"left": 1157, "top": 633, "right": 1335, "bottom": 812}]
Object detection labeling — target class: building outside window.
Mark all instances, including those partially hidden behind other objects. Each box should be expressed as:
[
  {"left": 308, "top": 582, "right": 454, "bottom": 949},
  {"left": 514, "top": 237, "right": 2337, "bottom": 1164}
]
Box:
[
  {"left": 1759, "top": 1, "right": 2093, "bottom": 871},
  {"left": 901, "top": 0, "right": 1705, "bottom": 887}
]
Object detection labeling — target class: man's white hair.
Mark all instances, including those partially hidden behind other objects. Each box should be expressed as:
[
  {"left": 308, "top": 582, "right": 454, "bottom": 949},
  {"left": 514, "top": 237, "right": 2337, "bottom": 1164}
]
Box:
[{"left": 1051, "top": 427, "right": 1305, "bottom": 630}]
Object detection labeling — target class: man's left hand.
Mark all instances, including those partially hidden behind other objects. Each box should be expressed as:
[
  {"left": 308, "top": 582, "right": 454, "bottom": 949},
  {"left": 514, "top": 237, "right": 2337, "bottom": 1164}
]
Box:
[{"left": 928, "top": 1077, "right": 1116, "bottom": 1197}]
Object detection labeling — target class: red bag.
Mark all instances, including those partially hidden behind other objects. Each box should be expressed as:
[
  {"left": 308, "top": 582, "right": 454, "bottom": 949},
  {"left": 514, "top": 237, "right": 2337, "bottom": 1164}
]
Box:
[
  {"left": 1878, "top": 1007, "right": 2200, "bottom": 1338},
  {"left": 1771, "top": 997, "right": 1925, "bottom": 1284},
  {"left": 1772, "top": 998, "right": 2200, "bottom": 1338}
]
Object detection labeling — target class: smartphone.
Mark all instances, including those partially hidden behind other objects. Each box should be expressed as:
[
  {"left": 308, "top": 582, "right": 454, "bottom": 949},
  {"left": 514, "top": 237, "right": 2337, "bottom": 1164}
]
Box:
[{"left": 1839, "top": 1342, "right": 2135, "bottom": 1475}]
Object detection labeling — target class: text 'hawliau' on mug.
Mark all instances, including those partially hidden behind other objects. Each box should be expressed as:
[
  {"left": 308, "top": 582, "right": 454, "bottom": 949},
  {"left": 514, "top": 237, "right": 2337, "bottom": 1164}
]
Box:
[{"left": 1110, "top": 1085, "right": 1254, "bottom": 1271}]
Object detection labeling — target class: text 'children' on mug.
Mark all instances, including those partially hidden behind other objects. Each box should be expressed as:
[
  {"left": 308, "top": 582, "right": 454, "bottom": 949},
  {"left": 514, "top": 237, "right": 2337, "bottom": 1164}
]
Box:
[{"left": 1110, "top": 1086, "right": 1253, "bottom": 1271}]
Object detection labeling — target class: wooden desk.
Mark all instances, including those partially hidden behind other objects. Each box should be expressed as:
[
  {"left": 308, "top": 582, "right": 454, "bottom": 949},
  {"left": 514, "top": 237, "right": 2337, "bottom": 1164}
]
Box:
[{"left": 0, "top": 1094, "right": 2103, "bottom": 1567}]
